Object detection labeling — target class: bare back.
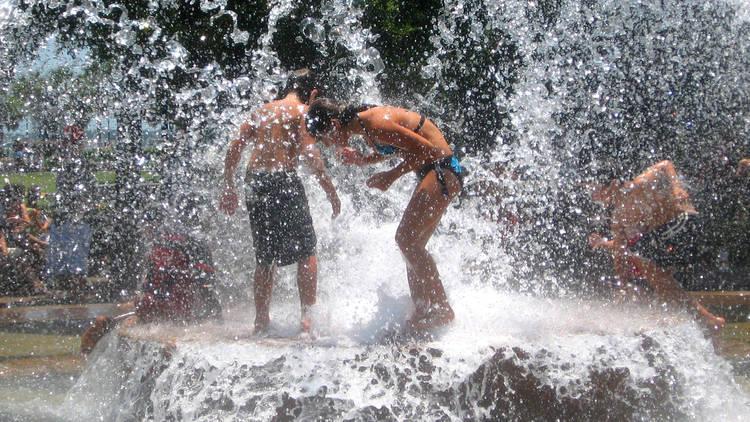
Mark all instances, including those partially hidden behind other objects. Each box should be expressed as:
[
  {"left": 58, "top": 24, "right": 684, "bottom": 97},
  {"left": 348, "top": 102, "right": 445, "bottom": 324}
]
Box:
[
  {"left": 610, "top": 160, "right": 697, "bottom": 239},
  {"left": 244, "top": 95, "right": 309, "bottom": 172},
  {"left": 361, "top": 106, "right": 453, "bottom": 158}
]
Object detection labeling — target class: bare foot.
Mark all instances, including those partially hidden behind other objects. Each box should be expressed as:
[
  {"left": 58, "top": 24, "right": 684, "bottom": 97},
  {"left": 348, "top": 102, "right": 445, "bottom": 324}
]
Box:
[
  {"left": 696, "top": 303, "right": 726, "bottom": 333},
  {"left": 81, "top": 316, "right": 112, "bottom": 354},
  {"left": 253, "top": 321, "right": 269, "bottom": 336},
  {"left": 404, "top": 306, "right": 454, "bottom": 332},
  {"left": 706, "top": 316, "right": 726, "bottom": 353},
  {"left": 703, "top": 314, "right": 726, "bottom": 333},
  {"left": 300, "top": 304, "right": 313, "bottom": 333},
  {"left": 695, "top": 308, "right": 726, "bottom": 353}
]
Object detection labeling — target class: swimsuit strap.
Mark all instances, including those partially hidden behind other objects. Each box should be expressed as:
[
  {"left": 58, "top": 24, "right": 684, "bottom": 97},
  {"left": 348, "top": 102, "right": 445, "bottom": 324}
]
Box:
[
  {"left": 659, "top": 212, "right": 690, "bottom": 239},
  {"left": 414, "top": 114, "right": 426, "bottom": 133},
  {"left": 420, "top": 156, "right": 464, "bottom": 196}
]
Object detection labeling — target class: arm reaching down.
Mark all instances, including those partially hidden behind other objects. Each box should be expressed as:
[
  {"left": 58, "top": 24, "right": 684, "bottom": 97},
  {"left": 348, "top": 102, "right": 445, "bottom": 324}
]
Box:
[
  {"left": 300, "top": 128, "right": 341, "bottom": 219},
  {"left": 219, "top": 122, "right": 253, "bottom": 215}
]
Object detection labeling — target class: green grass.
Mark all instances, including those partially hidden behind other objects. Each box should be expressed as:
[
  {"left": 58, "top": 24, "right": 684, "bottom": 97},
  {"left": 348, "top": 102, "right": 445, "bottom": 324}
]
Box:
[
  {"left": 0, "top": 332, "right": 80, "bottom": 358},
  {"left": 1, "top": 171, "right": 160, "bottom": 209},
  {"left": 0, "top": 170, "right": 159, "bottom": 193},
  {"left": 0, "top": 172, "right": 57, "bottom": 193}
]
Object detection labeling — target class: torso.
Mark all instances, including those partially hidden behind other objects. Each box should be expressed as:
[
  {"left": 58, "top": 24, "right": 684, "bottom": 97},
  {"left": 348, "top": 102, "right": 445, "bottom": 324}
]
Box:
[
  {"left": 246, "top": 97, "right": 308, "bottom": 173},
  {"left": 610, "top": 161, "right": 697, "bottom": 241},
  {"left": 360, "top": 106, "right": 453, "bottom": 162}
]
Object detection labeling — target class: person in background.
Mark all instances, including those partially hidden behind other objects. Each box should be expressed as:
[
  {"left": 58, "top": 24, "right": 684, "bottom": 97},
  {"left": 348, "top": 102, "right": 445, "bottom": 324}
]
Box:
[
  {"left": 55, "top": 124, "right": 95, "bottom": 212},
  {"left": 219, "top": 69, "right": 340, "bottom": 334},
  {"left": 45, "top": 125, "right": 96, "bottom": 298},
  {"left": 586, "top": 160, "right": 726, "bottom": 337},
  {"left": 80, "top": 196, "right": 222, "bottom": 353},
  {"left": 1, "top": 184, "right": 46, "bottom": 296},
  {"left": 306, "top": 98, "right": 464, "bottom": 332},
  {"left": 43, "top": 204, "right": 93, "bottom": 298},
  {"left": 12, "top": 141, "right": 25, "bottom": 172},
  {"left": 25, "top": 185, "right": 51, "bottom": 255}
]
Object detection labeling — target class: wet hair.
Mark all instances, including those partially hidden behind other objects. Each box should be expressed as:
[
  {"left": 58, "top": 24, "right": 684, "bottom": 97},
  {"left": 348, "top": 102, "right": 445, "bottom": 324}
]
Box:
[
  {"left": 275, "top": 68, "right": 318, "bottom": 104},
  {"left": 306, "top": 98, "right": 372, "bottom": 137}
]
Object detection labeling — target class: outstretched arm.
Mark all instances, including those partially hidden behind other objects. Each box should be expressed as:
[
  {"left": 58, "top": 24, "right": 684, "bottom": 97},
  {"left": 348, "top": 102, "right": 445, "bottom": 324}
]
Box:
[{"left": 219, "top": 122, "right": 253, "bottom": 216}]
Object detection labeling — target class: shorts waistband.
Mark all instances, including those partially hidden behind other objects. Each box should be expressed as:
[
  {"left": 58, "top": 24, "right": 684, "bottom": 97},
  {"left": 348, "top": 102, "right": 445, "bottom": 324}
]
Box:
[{"left": 244, "top": 168, "right": 298, "bottom": 184}]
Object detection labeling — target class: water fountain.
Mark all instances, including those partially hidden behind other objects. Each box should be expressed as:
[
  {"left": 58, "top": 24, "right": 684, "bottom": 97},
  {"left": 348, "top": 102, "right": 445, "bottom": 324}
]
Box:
[{"left": 0, "top": 0, "right": 748, "bottom": 420}]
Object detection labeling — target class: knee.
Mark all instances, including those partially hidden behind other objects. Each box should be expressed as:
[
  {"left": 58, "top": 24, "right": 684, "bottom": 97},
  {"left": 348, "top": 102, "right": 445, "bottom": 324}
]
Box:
[
  {"left": 395, "top": 229, "right": 424, "bottom": 257},
  {"left": 395, "top": 229, "right": 411, "bottom": 252}
]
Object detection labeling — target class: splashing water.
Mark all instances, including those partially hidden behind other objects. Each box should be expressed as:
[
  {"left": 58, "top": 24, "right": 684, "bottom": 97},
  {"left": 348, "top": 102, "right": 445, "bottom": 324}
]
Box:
[{"left": 0, "top": 0, "right": 748, "bottom": 420}]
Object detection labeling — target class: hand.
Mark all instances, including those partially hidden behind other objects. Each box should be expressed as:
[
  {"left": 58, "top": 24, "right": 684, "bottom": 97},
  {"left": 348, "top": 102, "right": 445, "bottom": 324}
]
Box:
[
  {"left": 308, "top": 89, "right": 319, "bottom": 105},
  {"left": 588, "top": 233, "right": 605, "bottom": 248},
  {"left": 366, "top": 171, "right": 394, "bottom": 191},
  {"left": 337, "top": 147, "right": 364, "bottom": 166},
  {"left": 219, "top": 186, "right": 238, "bottom": 216},
  {"left": 329, "top": 192, "right": 341, "bottom": 219},
  {"left": 589, "top": 233, "right": 622, "bottom": 254}
]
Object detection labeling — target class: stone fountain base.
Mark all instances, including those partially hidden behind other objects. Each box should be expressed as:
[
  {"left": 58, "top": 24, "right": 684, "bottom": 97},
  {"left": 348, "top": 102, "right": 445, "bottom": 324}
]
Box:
[{"left": 67, "top": 309, "right": 735, "bottom": 422}]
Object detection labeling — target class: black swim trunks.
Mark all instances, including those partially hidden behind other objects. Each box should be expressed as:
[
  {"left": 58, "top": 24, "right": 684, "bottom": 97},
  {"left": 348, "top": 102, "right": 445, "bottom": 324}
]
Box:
[
  {"left": 628, "top": 212, "right": 711, "bottom": 288},
  {"left": 245, "top": 170, "right": 316, "bottom": 266}
]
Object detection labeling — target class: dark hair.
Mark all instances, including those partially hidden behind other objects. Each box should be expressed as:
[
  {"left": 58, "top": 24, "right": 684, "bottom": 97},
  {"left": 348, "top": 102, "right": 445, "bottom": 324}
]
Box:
[
  {"left": 275, "top": 68, "right": 318, "bottom": 104},
  {"left": 306, "top": 98, "right": 372, "bottom": 137}
]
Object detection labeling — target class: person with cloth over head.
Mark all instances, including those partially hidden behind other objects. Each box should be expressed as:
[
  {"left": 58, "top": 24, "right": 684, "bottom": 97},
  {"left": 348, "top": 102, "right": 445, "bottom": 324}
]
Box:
[
  {"left": 81, "top": 196, "right": 221, "bottom": 354},
  {"left": 219, "top": 69, "right": 341, "bottom": 335},
  {"left": 306, "top": 98, "right": 464, "bottom": 332}
]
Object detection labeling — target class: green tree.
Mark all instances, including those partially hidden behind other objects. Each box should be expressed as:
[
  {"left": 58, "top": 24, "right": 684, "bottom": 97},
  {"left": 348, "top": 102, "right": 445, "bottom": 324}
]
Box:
[
  {"left": 14, "top": 1, "right": 526, "bottom": 153},
  {"left": 19, "top": 0, "right": 268, "bottom": 126},
  {"left": 0, "top": 63, "right": 110, "bottom": 143}
]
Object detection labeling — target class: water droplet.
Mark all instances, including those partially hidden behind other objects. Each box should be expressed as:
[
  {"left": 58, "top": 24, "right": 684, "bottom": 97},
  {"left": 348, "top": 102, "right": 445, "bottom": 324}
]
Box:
[{"left": 301, "top": 17, "right": 325, "bottom": 43}]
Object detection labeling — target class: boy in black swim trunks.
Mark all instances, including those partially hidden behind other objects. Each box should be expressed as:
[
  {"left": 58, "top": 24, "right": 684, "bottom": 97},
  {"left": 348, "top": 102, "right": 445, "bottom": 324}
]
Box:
[{"left": 219, "top": 69, "right": 340, "bottom": 334}]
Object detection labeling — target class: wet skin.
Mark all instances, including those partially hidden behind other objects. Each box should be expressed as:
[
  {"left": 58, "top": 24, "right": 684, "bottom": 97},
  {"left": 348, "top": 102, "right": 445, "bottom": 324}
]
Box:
[
  {"left": 220, "top": 91, "right": 340, "bottom": 335},
  {"left": 318, "top": 106, "right": 459, "bottom": 331},
  {"left": 588, "top": 160, "right": 725, "bottom": 335}
]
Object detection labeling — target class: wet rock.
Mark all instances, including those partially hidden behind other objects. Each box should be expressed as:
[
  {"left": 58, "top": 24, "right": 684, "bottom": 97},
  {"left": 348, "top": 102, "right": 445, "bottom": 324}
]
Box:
[
  {"left": 76, "top": 331, "right": 699, "bottom": 421},
  {"left": 272, "top": 390, "right": 353, "bottom": 422}
]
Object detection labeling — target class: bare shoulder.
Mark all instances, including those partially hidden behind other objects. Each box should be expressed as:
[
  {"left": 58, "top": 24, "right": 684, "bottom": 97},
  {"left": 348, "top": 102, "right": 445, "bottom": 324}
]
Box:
[
  {"left": 644, "top": 160, "right": 677, "bottom": 177},
  {"left": 634, "top": 160, "right": 679, "bottom": 188},
  {"left": 738, "top": 158, "right": 750, "bottom": 177},
  {"left": 367, "top": 105, "right": 406, "bottom": 120},
  {"left": 364, "top": 106, "right": 414, "bottom": 131}
]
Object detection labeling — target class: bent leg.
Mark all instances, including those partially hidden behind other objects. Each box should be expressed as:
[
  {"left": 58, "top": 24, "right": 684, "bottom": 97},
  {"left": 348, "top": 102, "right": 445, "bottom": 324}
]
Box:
[
  {"left": 253, "top": 263, "right": 276, "bottom": 333},
  {"left": 633, "top": 256, "right": 725, "bottom": 332},
  {"left": 396, "top": 170, "right": 460, "bottom": 330},
  {"left": 297, "top": 255, "right": 318, "bottom": 332}
]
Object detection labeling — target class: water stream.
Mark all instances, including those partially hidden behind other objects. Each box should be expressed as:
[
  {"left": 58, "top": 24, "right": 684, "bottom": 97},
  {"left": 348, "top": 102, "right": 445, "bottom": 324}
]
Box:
[{"left": 1, "top": 0, "right": 748, "bottom": 420}]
